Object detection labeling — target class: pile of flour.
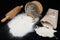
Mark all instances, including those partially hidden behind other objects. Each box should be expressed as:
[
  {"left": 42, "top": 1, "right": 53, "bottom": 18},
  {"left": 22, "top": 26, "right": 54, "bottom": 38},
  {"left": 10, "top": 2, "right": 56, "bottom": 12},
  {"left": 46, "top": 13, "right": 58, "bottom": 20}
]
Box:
[{"left": 7, "top": 13, "right": 39, "bottom": 37}]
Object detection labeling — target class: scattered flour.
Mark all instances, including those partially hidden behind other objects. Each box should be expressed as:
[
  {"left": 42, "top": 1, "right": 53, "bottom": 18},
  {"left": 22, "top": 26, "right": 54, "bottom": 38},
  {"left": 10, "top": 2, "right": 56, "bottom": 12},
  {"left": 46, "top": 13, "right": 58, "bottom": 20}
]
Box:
[
  {"left": 7, "top": 13, "right": 57, "bottom": 38},
  {"left": 35, "top": 27, "right": 57, "bottom": 38},
  {"left": 7, "top": 13, "right": 39, "bottom": 37}
]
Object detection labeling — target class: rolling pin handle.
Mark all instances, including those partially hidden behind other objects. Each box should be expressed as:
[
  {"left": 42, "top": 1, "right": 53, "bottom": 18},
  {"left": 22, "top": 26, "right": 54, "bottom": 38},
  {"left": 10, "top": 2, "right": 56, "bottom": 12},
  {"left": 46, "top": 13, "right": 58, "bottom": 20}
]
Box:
[{"left": 1, "top": 16, "right": 9, "bottom": 22}]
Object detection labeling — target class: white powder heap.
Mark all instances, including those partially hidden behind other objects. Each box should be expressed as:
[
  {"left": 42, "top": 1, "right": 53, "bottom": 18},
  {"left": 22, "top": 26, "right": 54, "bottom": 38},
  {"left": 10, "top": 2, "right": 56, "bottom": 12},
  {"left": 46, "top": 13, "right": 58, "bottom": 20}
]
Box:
[
  {"left": 7, "top": 13, "right": 38, "bottom": 37},
  {"left": 35, "top": 27, "right": 57, "bottom": 38},
  {"left": 7, "top": 13, "right": 57, "bottom": 38}
]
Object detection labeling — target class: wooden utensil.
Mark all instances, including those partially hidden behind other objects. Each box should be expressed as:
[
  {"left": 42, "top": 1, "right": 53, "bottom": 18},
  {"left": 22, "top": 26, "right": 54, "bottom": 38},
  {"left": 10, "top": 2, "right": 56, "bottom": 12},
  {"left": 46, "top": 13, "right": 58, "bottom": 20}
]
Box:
[{"left": 1, "top": 5, "right": 23, "bottom": 22}]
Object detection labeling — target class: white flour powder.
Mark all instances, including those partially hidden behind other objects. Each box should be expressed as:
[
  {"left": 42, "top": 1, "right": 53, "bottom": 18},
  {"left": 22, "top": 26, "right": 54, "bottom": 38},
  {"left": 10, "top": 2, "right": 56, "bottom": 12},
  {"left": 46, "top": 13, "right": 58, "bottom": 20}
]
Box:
[{"left": 7, "top": 13, "right": 39, "bottom": 37}]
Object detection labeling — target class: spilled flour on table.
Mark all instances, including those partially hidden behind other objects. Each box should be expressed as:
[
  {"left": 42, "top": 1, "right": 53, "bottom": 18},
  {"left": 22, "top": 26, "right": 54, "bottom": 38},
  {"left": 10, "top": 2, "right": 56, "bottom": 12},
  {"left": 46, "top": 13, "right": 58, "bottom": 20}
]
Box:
[
  {"left": 7, "top": 13, "right": 58, "bottom": 39},
  {"left": 7, "top": 13, "right": 39, "bottom": 37},
  {"left": 35, "top": 26, "right": 58, "bottom": 38}
]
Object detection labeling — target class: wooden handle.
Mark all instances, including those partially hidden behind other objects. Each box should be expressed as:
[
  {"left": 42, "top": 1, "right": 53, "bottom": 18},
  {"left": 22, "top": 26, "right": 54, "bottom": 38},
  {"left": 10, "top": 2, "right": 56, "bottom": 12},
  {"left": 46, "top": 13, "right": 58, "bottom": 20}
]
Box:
[{"left": 1, "top": 16, "right": 9, "bottom": 22}]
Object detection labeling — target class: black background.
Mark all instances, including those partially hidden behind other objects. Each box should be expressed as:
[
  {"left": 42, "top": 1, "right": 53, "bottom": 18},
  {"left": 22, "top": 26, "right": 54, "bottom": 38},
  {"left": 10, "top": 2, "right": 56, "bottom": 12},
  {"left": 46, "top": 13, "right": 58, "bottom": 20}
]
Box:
[{"left": 0, "top": 0, "right": 60, "bottom": 40}]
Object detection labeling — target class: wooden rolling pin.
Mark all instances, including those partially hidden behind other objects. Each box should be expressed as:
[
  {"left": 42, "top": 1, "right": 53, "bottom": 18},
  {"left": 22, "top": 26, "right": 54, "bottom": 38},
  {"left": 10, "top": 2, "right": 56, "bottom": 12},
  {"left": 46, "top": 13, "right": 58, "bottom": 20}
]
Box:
[{"left": 1, "top": 5, "right": 23, "bottom": 22}]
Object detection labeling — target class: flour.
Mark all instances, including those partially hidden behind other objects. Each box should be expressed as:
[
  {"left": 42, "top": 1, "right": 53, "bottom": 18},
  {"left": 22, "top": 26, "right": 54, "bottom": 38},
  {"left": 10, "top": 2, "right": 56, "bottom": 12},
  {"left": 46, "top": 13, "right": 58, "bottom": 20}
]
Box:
[
  {"left": 7, "top": 13, "right": 39, "bottom": 37},
  {"left": 7, "top": 13, "right": 57, "bottom": 38},
  {"left": 35, "top": 26, "right": 57, "bottom": 38}
]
